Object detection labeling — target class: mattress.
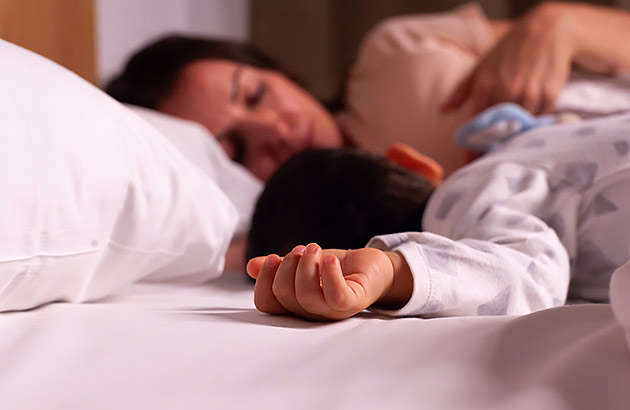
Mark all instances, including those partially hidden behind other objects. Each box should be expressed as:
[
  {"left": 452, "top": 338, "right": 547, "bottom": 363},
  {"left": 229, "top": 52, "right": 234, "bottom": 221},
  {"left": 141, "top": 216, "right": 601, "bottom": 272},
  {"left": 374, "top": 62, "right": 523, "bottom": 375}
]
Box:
[{"left": 1, "top": 272, "right": 627, "bottom": 410}]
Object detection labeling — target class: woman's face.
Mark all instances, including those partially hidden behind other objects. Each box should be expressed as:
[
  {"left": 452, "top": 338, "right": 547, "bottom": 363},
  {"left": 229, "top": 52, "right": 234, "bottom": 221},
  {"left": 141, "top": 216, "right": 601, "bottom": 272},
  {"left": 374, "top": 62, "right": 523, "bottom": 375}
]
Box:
[{"left": 159, "top": 59, "right": 343, "bottom": 181}]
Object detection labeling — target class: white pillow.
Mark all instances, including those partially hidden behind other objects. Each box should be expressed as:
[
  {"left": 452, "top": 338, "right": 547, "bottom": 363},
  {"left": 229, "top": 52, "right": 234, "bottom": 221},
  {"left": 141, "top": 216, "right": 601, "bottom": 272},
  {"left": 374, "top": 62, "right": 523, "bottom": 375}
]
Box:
[
  {"left": 0, "top": 39, "right": 239, "bottom": 311},
  {"left": 126, "top": 106, "right": 262, "bottom": 236}
]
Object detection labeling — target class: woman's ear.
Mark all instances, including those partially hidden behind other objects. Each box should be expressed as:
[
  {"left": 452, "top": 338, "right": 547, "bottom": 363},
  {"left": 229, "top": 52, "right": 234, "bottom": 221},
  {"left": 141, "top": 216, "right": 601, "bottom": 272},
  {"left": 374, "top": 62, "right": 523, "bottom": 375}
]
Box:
[{"left": 386, "top": 143, "right": 444, "bottom": 185}]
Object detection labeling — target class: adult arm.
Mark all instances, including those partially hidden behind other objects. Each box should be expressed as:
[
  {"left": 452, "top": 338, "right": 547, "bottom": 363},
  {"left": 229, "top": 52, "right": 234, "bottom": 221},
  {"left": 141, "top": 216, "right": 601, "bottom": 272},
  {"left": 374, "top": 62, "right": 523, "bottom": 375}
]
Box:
[
  {"left": 336, "top": 3, "right": 496, "bottom": 176},
  {"left": 569, "top": 2, "right": 630, "bottom": 73},
  {"left": 442, "top": 2, "right": 630, "bottom": 115}
]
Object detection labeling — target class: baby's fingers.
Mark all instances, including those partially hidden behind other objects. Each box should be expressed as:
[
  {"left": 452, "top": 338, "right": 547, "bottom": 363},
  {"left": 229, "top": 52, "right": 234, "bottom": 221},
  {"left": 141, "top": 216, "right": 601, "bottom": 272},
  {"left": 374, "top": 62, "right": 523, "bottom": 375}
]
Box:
[
  {"left": 246, "top": 256, "right": 267, "bottom": 279},
  {"left": 294, "top": 243, "right": 331, "bottom": 316},
  {"left": 254, "top": 254, "right": 289, "bottom": 315},
  {"left": 320, "top": 255, "right": 359, "bottom": 312},
  {"left": 272, "top": 246, "right": 306, "bottom": 313}
]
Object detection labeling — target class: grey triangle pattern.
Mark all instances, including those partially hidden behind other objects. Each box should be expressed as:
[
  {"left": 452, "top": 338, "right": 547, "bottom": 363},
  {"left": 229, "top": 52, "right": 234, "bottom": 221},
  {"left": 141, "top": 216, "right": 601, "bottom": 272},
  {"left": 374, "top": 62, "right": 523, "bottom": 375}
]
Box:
[
  {"left": 572, "top": 126, "right": 596, "bottom": 137},
  {"left": 435, "top": 191, "right": 463, "bottom": 220},
  {"left": 421, "top": 299, "right": 443, "bottom": 313},
  {"left": 527, "top": 262, "right": 541, "bottom": 283},
  {"left": 523, "top": 139, "right": 545, "bottom": 149},
  {"left": 477, "top": 287, "right": 511, "bottom": 316},
  {"left": 562, "top": 162, "right": 598, "bottom": 190},
  {"left": 549, "top": 179, "right": 572, "bottom": 193},
  {"left": 463, "top": 239, "right": 494, "bottom": 254},
  {"left": 507, "top": 176, "right": 530, "bottom": 193},
  {"left": 423, "top": 247, "right": 457, "bottom": 276},
  {"left": 576, "top": 242, "right": 619, "bottom": 277},
  {"left": 542, "top": 245, "right": 557, "bottom": 261},
  {"left": 544, "top": 213, "right": 565, "bottom": 238},
  {"left": 476, "top": 199, "right": 507, "bottom": 222},
  {"left": 592, "top": 194, "right": 618, "bottom": 216},
  {"left": 613, "top": 141, "right": 629, "bottom": 156}
]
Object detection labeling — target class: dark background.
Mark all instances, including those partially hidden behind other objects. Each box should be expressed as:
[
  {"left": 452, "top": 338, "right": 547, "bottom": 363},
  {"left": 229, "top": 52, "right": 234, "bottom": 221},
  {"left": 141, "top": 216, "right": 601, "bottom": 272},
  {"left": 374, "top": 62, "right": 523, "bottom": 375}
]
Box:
[{"left": 250, "top": 0, "right": 629, "bottom": 102}]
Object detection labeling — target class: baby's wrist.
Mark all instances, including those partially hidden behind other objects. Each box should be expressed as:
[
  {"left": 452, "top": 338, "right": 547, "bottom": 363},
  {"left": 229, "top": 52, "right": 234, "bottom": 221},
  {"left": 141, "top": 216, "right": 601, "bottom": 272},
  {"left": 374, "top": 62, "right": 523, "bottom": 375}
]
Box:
[{"left": 375, "top": 251, "right": 413, "bottom": 310}]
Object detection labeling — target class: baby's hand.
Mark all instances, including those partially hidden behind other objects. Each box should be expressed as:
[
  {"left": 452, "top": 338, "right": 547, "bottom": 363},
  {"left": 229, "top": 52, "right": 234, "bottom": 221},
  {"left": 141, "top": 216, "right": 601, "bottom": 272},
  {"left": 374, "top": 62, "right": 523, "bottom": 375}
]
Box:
[{"left": 246, "top": 243, "right": 399, "bottom": 321}]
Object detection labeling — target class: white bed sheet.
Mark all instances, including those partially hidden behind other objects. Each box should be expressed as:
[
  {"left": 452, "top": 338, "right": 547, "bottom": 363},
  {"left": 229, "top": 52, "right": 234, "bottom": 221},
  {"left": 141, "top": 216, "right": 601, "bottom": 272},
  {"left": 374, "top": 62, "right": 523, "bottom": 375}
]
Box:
[{"left": 0, "top": 273, "right": 628, "bottom": 410}]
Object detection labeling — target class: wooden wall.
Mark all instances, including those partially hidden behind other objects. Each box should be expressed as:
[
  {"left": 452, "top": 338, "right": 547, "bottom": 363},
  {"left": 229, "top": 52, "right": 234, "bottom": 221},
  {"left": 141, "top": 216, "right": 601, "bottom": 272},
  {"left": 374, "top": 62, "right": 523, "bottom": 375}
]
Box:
[{"left": 0, "top": 0, "right": 96, "bottom": 83}]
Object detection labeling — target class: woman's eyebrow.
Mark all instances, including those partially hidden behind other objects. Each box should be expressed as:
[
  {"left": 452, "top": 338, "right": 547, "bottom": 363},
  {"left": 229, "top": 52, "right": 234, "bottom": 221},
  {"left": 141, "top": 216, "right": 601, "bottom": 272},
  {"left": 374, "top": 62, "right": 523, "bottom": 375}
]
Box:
[{"left": 231, "top": 65, "right": 244, "bottom": 103}]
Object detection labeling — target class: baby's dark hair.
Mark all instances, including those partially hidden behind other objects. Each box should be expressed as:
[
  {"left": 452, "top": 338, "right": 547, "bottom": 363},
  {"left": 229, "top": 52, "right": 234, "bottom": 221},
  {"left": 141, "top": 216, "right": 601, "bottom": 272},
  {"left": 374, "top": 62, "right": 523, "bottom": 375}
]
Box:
[{"left": 246, "top": 148, "right": 436, "bottom": 259}]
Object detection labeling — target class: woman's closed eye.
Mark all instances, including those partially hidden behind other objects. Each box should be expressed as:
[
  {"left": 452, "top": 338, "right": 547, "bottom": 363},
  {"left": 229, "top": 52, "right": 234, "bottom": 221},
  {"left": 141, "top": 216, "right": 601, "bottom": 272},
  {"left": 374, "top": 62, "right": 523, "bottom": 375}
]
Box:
[{"left": 245, "top": 82, "right": 266, "bottom": 109}]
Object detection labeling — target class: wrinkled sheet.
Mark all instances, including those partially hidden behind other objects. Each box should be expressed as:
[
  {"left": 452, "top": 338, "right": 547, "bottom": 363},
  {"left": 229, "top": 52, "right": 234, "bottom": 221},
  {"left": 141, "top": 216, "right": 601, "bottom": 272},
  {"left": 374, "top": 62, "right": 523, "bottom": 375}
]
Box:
[{"left": 0, "top": 272, "right": 628, "bottom": 410}]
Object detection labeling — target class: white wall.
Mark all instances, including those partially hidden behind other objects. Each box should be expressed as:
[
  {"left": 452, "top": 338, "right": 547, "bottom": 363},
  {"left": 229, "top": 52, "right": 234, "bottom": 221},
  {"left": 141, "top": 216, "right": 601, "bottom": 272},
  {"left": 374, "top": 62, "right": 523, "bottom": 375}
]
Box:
[{"left": 95, "top": 0, "right": 249, "bottom": 85}]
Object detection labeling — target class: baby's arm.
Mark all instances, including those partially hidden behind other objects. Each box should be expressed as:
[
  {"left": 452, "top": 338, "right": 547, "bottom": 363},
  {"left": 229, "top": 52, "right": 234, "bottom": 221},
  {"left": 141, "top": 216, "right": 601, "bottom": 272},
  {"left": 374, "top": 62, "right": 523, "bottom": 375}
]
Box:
[{"left": 246, "top": 243, "right": 413, "bottom": 321}]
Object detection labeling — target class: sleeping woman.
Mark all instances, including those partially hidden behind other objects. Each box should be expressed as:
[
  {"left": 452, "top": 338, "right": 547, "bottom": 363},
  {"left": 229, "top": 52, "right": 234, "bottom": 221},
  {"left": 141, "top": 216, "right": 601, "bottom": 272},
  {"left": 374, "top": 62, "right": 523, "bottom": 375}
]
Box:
[{"left": 107, "top": 2, "right": 630, "bottom": 181}]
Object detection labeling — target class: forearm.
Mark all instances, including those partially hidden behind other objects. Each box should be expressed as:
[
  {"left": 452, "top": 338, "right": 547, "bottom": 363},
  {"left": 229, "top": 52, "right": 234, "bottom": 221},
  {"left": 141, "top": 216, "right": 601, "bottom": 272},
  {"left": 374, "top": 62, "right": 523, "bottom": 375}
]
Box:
[
  {"left": 541, "top": 2, "right": 630, "bottom": 74},
  {"left": 384, "top": 233, "right": 569, "bottom": 316},
  {"left": 487, "top": 19, "right": 514, "bottom": 43}
]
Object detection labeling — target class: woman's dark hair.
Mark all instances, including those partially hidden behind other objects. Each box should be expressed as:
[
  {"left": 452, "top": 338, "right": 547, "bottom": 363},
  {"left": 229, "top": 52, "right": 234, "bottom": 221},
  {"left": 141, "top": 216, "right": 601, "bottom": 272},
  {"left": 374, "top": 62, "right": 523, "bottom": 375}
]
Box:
[
  {"left": 105, "top": 34, "right": 284, "bottom": 109},
  {"left": 246, "top": 148, "right": 435, "bottom": 260}
]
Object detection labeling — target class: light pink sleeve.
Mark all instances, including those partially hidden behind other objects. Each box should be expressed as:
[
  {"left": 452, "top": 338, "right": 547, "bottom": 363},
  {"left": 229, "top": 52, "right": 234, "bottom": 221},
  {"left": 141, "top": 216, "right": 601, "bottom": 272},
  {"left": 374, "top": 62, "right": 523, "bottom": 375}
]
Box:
[{"left": 336, "top": 3, "right": 495, "bottom": 176}]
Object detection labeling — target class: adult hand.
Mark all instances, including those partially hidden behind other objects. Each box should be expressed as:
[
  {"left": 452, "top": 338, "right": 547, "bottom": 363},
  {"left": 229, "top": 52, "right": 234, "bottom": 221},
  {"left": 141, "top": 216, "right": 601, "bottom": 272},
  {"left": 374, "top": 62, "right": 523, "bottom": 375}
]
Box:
[
  {"left": 442, "top": 3, "right": 575, "bottom": 115},
  {"left": 247, "top": 243, "right": 403, "bottom": 321}
]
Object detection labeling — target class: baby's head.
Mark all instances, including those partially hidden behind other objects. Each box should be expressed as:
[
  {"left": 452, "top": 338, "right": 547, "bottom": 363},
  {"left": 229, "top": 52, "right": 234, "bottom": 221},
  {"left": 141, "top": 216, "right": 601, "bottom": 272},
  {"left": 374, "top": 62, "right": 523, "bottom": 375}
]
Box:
[{"left": 246, "top": 146, "right": 438, "bottom": 259}]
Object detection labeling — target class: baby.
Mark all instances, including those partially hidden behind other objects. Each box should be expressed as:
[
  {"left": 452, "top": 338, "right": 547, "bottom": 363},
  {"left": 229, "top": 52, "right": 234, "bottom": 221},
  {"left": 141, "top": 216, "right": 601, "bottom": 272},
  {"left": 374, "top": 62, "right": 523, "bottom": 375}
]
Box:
[{"left": 246, "top": 112, "right": 630, "bottom": 321}]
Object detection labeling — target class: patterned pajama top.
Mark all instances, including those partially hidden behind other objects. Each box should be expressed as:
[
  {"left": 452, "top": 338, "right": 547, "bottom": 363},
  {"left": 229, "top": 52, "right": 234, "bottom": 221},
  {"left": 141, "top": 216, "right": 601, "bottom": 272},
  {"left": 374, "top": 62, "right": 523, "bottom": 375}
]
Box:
[{"left": 370, "top": 114, "right": 630, "bottom": 317}]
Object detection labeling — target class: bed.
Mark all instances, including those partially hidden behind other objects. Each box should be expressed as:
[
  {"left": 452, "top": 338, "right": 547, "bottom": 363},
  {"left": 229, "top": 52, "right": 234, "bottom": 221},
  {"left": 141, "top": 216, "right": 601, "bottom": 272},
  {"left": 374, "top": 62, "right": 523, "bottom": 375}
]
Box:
[
  {"left": 0, "top": 34, "right": 629, "bottom": 410},
  {"left": 1, "top": 272, "right": 629, "bottom": 410}
]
